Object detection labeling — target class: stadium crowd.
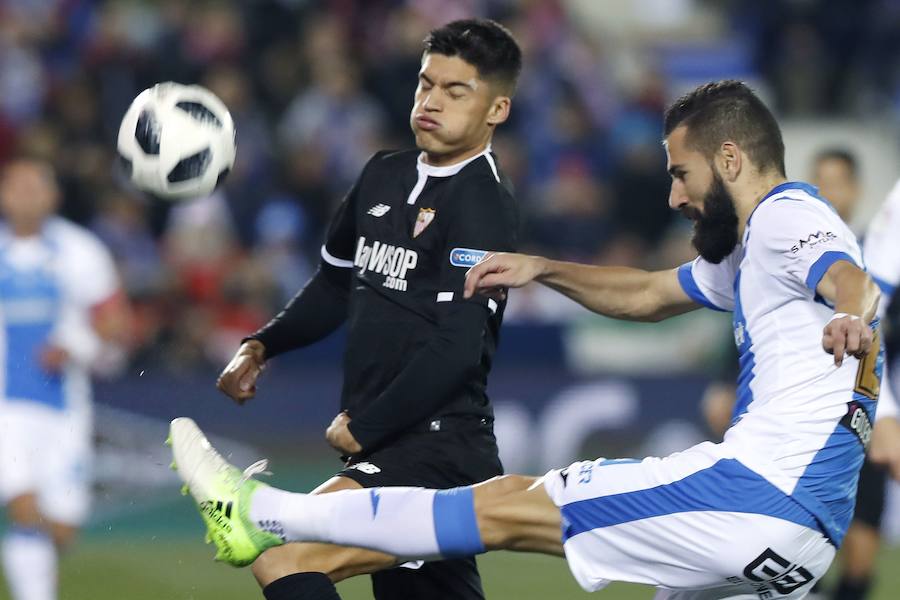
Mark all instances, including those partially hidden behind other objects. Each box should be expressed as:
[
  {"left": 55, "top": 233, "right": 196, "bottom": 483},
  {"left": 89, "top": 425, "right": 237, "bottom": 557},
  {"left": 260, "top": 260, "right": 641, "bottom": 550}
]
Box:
[{"left": 0, "top": 0, "right": 898, "bottom": 370}]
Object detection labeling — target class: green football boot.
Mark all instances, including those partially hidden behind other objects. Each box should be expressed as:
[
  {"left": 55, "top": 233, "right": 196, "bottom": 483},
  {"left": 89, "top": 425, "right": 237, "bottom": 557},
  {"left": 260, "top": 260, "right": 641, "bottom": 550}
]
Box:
[{"left": 168, "top": 417, "right": 283, "bottom": 566}]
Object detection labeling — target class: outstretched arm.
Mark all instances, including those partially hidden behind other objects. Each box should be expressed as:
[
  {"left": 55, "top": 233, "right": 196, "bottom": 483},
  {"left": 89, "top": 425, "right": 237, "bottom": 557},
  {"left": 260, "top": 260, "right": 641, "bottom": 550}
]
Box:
[{"left": 464, "top": 253, "right": 700, "bottom": 322}]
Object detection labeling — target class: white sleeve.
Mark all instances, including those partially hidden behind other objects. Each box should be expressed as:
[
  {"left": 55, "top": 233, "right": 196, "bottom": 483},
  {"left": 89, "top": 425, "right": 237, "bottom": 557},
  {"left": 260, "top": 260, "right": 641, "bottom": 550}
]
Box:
[
  {"left": 52, "top": 224, "right": 121, "bottom": 368},
  {"left": 62, "top": 228, "right": 120, "bottom": 308},
  {"left": 751, "top": 198, "right": 862, "bottom": 293},
  {"left": 864, "top": 178, "right": 900, "bottom": 312},
  {"left": 676, "top": 250, "right": 738, "bottom": 312}
]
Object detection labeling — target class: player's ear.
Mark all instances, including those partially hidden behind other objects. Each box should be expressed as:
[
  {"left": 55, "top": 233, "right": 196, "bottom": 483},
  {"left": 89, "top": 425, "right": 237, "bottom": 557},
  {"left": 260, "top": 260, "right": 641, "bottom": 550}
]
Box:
[
  {"left": 486, "top": 96, "right": 511, "bottom": 127},
  {"left": 717, "top": 141, "right": 742, "bottom": 182}
]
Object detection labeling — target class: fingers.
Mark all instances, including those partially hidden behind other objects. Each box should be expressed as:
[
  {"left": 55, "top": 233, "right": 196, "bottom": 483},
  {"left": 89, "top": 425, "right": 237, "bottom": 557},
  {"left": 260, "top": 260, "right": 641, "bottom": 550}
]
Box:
[
  {"left": 822, "top": 315, "right": 871, "bottom": 367},
  {"left": 831, "top": 333, "right": 846, "bottom": 366},
  {"left": 216, "top": 359, "right": 259, "bottom": 403},
  {"left": 464, "top": 253, "right": 499, "bottom": 299}
]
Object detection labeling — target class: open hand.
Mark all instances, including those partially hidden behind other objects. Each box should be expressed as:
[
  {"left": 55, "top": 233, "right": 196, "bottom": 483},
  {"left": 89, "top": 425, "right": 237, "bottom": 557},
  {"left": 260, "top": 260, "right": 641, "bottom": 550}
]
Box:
[{"left": 463, "top": 252, "right": 545, "bottom": 300}]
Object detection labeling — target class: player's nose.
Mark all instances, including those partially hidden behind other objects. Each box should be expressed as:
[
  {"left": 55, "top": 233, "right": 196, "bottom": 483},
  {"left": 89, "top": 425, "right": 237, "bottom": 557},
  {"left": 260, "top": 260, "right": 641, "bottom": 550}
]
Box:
[
  {"left": 422, "top": 92, "right": 441, "bottom": 112},
  {"left": 668, "top": 182, "right": 688, "bottom": 210}
]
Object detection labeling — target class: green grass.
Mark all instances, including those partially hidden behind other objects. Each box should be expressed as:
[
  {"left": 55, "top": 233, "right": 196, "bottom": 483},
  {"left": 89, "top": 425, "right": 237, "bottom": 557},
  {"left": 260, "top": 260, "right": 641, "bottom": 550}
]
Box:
[
  {"left": 3, "top": 538, "right": 644, "bottom": 600},
  {"left": 0, "top": 536, "right": 899, "bottom": 599}
]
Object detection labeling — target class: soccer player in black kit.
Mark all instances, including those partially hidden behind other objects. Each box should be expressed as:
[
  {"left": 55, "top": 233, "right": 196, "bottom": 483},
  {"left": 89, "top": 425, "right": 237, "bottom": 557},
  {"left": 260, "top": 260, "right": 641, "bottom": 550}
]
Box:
[{"left": 215, "top": 19, "right": 521, "bottom": 600}]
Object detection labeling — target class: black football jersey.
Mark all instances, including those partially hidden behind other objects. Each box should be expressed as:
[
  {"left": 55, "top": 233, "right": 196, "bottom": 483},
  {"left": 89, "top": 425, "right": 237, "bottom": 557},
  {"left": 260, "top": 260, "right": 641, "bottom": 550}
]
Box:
[{"left": 322, "top": 148, "right": 518, "bottom": 424}]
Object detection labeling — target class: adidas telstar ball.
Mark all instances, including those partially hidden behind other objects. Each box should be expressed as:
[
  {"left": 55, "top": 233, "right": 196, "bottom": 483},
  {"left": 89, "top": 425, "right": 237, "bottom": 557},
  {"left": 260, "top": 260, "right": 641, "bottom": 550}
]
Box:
[{"left": 117, "top": 82, "right": 236, "bottom": 201}]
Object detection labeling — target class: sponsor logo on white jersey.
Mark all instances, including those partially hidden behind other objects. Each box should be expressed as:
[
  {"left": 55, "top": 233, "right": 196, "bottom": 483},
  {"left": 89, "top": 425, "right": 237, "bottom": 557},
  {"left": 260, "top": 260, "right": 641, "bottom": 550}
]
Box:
[
  {"left": 790, "top": 231, "right": 836, "bottom": 254},
  {"left": 354, "top": 236, "right": 418, "bottom": 292},
  {"left": 367, "top": 204, "right": 391, "bottom": 217}
]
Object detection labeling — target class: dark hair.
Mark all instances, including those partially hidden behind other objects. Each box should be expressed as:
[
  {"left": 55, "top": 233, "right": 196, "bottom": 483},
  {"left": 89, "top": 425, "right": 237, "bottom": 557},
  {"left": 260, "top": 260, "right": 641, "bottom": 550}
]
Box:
[
  {"left": 813, "top": 147, "right": 858, "bottom": 179},
  {"left": 423, "top": 19, "right": 522, "bottom": 94},
  {"left": 663, "top": 80, "right": 785, "bottom": 177}
]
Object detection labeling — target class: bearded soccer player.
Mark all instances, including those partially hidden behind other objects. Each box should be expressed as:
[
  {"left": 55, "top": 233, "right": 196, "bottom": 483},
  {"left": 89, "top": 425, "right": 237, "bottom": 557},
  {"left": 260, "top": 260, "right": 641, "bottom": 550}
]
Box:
[
  {"left": 176, "top": 81, "right": 883, "bottom": 599},
  {"left": 213, "top": 19, "right": 520, "bottom": 600}
]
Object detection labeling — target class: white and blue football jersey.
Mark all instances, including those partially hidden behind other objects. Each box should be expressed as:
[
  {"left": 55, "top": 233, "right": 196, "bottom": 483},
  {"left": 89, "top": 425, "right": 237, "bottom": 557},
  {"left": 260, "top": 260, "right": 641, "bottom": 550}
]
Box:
[
  {"left": 0, "top": 217, "right": 118, "bottom": 415},
  {"left": 678, "top": 181, "right": 881, "bottom": 546}
]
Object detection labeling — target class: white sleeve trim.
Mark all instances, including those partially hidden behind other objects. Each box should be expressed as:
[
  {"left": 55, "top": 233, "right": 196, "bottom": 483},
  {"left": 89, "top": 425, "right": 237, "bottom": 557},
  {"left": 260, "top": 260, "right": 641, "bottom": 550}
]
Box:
[{"left": 321, "top": 245, "right": 354, "bottom": 268}]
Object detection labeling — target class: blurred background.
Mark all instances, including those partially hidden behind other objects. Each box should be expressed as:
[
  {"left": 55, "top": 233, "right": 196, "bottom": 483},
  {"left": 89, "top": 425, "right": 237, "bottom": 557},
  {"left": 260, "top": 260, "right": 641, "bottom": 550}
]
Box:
[{"left": 1, "top": 0, "right": 900, "bottom": 598}]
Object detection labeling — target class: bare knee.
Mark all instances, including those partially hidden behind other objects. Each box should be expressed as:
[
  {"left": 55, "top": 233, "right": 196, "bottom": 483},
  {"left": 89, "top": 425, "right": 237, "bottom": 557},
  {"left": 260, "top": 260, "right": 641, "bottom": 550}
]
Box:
[
  {"left": 251, "top": 542, "right": 398, "bottom": 587},
  {"left": 473, "top": 475, "right": 542, "bottom": 549},
  {"left": 6, "top": 494, "right": 76, "bottom": 549},
  {"left": 7, "top": 494, "right": 42, "bottom": 528}
]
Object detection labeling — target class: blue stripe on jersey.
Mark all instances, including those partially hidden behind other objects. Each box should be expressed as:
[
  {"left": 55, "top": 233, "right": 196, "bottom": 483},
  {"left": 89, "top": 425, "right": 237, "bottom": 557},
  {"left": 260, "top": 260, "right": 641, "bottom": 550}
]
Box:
[
  {"left": 560, "top": 458, "right": 820, "bottom": 543},
  {"left": 677, "top": 262, "right": 727, "bottom": 312},
  {"left": 731, "top": 271, "right": 757, "bottom": 424},
  {"left": 805, "top": 251, "right": 857, "bottom": 291},
  {"left": 0, "top": 258, "right": 64, "bottom": 410},
  {"left": 792, "top": 342, "right": 882, "bottom": 547},
  {"left": 872, "top": 274, "right": 896, "bottom": 298}
]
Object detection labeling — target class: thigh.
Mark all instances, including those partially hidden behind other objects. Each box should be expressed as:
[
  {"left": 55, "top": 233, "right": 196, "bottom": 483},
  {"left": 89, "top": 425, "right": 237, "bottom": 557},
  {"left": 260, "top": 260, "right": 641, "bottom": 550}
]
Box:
[
  {"left": 0, "top": 405, "right": 43, "bottom": 503},
  {"left": 474, "top": 475, "right": 565, "bottom": 556},
  {"left": 40, "top": 411, "right": 92, "bottom": 526},
  {"left": 251, "top": 476, "right": 401, "bottom": 587}
]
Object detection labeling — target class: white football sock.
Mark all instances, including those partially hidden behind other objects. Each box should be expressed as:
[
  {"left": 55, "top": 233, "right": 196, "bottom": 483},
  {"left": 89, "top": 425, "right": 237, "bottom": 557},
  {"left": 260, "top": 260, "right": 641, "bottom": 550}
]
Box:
[
  {"left": 250, "top": 485, "right": 484, "bottom": 560},
  {"left": 1, "top": 528, "right": 57, "bottom": 600}
]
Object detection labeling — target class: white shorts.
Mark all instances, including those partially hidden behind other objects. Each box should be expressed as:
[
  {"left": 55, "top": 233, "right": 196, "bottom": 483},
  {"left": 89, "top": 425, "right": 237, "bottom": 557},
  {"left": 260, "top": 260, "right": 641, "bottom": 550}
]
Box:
[
  {"left": 0, "top": 402, "right": 92, "bottom": 525},
  {"left": 543, "top": 442, "right": 835, "bottom": 599}
]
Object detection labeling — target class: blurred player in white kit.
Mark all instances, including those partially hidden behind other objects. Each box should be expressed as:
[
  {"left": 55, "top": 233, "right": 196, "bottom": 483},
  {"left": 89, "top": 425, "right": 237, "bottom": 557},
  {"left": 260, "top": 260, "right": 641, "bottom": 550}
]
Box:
[{"left": 0, "top": 156, "right": 129, "bottom": 600}]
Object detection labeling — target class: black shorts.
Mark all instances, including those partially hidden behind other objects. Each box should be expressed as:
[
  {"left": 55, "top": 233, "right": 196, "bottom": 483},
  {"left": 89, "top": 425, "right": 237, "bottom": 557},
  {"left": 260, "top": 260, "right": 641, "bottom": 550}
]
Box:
[
  {"left": 853, "top": 457, "right": 888, "bottom": 529},
  {"left": 338, "top": 422, "right": 503, "bottom": 600}
]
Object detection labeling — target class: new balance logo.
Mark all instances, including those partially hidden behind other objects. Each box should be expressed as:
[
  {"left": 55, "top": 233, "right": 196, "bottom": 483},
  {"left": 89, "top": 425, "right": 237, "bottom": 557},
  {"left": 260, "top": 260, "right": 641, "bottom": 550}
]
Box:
[
  {"left": 348, "top": 461, "right": 382, "bottom": 475},
  {"left": 367, "top": 204, "right": 391, "bottom": 217}
]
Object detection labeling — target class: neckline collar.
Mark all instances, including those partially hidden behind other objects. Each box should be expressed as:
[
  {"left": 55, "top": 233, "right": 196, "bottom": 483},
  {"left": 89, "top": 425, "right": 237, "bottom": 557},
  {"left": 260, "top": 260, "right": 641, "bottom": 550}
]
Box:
[
  {"left": 747, "top": 180, "right": 821, "bottom": 226},
  {"left": 416, "top": 145, "right": 492, "bottom": 177},
  {"left": 759, "top": 180, "right": 819, "bottom": 202}
]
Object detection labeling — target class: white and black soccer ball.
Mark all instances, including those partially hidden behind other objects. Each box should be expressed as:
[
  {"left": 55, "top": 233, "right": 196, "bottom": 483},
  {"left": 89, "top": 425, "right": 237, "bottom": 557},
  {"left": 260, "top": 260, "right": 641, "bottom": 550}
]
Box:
[{"left": 117, "top": 82, "right": 236, "bottom": 201}]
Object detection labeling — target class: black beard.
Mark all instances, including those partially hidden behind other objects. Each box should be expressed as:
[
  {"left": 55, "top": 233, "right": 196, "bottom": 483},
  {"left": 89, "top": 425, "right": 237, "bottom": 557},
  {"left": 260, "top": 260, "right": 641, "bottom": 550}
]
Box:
[{"left": 684, "top": 172, "right": 739, "bottom": 264}]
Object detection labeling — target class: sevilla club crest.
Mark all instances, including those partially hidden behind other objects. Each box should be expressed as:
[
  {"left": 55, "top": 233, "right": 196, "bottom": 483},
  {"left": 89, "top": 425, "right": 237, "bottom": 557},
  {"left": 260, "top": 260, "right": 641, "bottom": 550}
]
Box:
[{"left": 413, "top": 208, "right": 435, "bottom": 238}]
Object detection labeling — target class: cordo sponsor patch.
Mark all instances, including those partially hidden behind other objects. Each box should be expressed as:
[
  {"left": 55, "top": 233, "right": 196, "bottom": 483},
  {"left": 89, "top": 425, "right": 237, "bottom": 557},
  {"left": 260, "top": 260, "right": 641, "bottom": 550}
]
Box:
[{"left": 449, "top": 248, "right": 487, "bottom": 268}]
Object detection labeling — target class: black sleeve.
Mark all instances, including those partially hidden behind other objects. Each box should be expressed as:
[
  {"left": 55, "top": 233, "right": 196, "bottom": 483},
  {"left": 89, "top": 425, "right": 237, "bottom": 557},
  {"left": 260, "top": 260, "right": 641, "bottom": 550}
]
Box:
[
  {"left": 245, "top": 155, "right": 371, "bottom": 358},
  {"left": 247, "top": 266, "right": 349, "bottom": 359},
  {"left": 347, "top": 173, "right": 518, "bottom": 451}
]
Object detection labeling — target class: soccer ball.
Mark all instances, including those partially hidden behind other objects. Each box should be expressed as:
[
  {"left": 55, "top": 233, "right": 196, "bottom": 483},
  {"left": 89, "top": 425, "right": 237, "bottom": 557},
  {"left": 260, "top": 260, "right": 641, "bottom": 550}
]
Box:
[{"left": 117, "top": 82, "right": 236, "bottom": 201}]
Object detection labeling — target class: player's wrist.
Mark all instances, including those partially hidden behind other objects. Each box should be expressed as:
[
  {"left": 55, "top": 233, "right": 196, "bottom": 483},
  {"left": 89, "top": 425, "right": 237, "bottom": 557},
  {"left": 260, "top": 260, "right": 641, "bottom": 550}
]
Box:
[
  {"left": 829, "top": 312, "right": 861, "bottom": 323},
  {"left": 532, "top": 255, "right": 551, "bottom": 281},
  {"left": 240, "top": 339, "right": 267, "bottom": 362}
]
